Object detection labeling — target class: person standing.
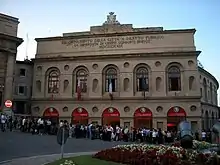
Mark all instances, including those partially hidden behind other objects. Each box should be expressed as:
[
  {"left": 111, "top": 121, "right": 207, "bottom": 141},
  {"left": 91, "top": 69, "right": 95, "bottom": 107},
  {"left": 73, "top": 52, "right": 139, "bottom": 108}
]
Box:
[
  {"left": 1, "top": 113, "right": 7, "bottom": 132},
  {"left": 8, "top": 116, "right": 13, "bottom": 132}
]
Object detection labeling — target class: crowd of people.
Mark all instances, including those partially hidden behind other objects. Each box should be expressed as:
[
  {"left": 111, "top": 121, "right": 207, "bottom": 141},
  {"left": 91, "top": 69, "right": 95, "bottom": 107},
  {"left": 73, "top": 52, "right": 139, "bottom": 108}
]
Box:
[{"left": 0, "top": 113, "right": 215, "bottom": 144}]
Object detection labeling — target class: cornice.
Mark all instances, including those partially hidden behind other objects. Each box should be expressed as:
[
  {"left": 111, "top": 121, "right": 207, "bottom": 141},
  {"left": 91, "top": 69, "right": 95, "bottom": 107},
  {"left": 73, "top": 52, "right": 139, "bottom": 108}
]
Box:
[
  {"left": 0, "top": 13, "right": 19, "bottom": 23},
  {"left": 32, "top": 51, "right": 201, "bottom": 63},
  {"left": 31, "top": 95, "right": 201, "bottom": 103},
  {"left": 35, "top": 29, "right": 196, "bottom": 42},
  {"left": 201, "top": 101, "right": 220, "bottom": 109},
  {"left": 0, "top": 33, "right": 23, "bottom": 47}
]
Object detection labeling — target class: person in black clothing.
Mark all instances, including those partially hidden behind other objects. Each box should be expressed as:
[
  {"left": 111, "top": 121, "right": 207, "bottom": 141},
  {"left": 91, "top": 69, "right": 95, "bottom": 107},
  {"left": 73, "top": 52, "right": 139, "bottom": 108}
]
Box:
[
  {"left": 75, "top": 122, "right": 80, "bottom": 138},
  {"left": 8, "top": 116, "right": 13, "bottom": 132},
  {"left": 157, "top": 128, "right": 164, "bottom": 144}
]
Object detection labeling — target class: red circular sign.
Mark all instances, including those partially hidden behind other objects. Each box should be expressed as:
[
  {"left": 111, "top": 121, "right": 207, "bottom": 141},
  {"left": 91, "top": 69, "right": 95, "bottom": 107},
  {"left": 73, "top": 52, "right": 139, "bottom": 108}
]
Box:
[{"left": 5, "top": 100, "right": 12, "bottom": 108}]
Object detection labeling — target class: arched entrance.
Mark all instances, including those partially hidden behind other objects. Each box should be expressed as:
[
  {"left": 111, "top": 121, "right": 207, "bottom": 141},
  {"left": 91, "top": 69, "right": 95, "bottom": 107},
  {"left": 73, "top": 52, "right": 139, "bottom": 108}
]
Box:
[
  {"left": 167, "top": 106, "right": 186, "bottom": 131},
  {"left": 102, "top": 107, "right": 120, "bottom": 127},
  {"left": 134, "top": 107, "right": 152, "bottom": 129},
  {"left": 72, "top": 107, "right": 89, "bottom": 125},
  {"left": 43, "top": 107, "right": 59, "bottom": 123}
]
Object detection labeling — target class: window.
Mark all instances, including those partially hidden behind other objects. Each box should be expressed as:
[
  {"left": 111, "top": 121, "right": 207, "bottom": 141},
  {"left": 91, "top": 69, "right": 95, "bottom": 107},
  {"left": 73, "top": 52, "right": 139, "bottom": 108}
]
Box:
[
  {"left": 18, "top": 86, "right": 27, "bottom": 95},
  {"left": 48, "top": 70, "right": 59, "bottom": 93},
  {"left": 136, "top": 67, "right": 149, "bottom": 91},
  {"left": 203, "top": 78, "right": 207, "bottom": 101},
  {"left": 168, "top": 66, "right": 181, "bottom": 91},
  {"left": 189, "top": 76, "right": 195, "bottom": 91},
  {"left": 105, "top": 68, "right": 117, "bottom": 92},
  {"left": 75, "top": 69, "right": 88, "bottom": 93},
  {"left": 19, "top": 69, "right": 26, "bottom": 77},
  {"left": 210, "top": 82, "right": 213, "bottom": 103}
]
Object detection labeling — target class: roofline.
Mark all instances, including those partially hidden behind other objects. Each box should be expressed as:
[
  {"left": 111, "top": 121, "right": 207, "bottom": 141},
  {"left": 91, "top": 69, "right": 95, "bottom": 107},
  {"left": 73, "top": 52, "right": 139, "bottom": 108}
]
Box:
[
  {"left": 198, "top": 66, "right": 219, "bottom": 89},
  {"left": 35, "top": 28, "right": 196, "bottom": 42},
  {"left": 0, "top": 13, "right": 19, "bottom": 23}
]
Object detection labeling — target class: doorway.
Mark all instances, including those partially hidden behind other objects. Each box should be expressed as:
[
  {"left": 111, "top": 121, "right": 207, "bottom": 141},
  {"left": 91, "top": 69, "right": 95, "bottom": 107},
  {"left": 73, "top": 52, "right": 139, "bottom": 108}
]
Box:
[
  {"left": 102, "top": 117, "right": 120, "bottom": 128},
  {"left": 15, "top": 101, "right": 25, "bottom": 114}
]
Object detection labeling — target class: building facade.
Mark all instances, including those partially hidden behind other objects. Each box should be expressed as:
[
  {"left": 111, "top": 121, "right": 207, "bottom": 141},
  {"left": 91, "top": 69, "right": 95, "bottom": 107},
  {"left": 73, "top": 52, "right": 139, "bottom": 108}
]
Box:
[
  {"left": 13, "top": 60, "right": 33, "bottom": 114},
  {"left": 199, "top": 67, "right": 219, "bottom": 130},
  {"left": 0, "top": 13, "right": 23, "bottom": 112},
  {"left": 31, "top": 12, "right": 219, "bottom": 131}
]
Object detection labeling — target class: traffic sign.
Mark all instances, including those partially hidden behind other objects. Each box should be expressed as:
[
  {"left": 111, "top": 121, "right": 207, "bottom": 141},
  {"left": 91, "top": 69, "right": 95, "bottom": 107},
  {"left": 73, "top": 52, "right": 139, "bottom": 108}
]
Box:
[
  {"left": 5, "top": 100, "right": 12, "bottom": 108},
  {"left": 57, "top": 126, "right": 69, "bottom": 159},
  {"left": 57, "top": 126, "right": 69, "bottom": 145}
]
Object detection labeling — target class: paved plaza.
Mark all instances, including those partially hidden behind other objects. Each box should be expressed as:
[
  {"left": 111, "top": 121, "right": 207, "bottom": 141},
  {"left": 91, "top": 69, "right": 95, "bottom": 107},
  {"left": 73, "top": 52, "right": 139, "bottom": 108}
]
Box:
[{"left": 0, "top": 132, "right": 129, "bottom": 164}]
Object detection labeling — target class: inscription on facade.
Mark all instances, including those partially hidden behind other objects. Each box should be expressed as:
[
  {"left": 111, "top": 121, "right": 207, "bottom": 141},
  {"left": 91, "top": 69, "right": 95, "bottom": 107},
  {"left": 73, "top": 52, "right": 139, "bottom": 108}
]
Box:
[{"left": 62, "top": 35, "right": 164, "bottom": 49}]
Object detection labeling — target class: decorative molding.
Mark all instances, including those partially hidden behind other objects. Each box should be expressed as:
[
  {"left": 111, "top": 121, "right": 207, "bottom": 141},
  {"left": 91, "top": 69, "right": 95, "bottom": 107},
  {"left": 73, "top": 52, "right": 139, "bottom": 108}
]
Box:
[{"left": 32, "top": 51, "right": 201, "bottom": 62}]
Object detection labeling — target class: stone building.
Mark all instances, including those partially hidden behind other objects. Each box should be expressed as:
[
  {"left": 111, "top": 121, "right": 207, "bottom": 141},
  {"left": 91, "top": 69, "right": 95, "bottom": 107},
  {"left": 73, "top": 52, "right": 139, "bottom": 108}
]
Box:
[
  {"left": 13, "top": 60, "right": 33, "bottom": 114},
  {"left": 0, "top": 13, "right": 23, "bottom": 112},
  {"left": 31, "top": 12, "right": 219, "bottom": 131}
]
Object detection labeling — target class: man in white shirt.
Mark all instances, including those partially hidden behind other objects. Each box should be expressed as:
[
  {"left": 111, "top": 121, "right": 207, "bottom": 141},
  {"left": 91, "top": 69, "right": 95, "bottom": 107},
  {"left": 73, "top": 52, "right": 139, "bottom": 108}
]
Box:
[
  {"left": 152, "top": 129, "right": 157, "bottom": 144},
  {"left": 115, "top": 125, "right": 121, "bottom": 141},
  {"left": 201, "top": 130, "right": 206, "bottom": 141},
  {"left": 1, "top": 113, "right": 7, "bottom": 132}
]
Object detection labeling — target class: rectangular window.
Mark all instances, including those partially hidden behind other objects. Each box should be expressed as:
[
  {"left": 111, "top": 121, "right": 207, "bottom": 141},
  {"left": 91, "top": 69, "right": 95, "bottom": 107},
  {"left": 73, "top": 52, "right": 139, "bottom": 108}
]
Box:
[
  {"left": 157, "top": 122, "right": 163, "bottom": 130},
  {"left": 105, "top": 79, "right": 116, "bottom": 92},
  {"left": 169, "top": 77, "right": 181, "bottom": 91},
  {"left": 19, "top": 69, "right": 26, "bottom": 77},
  {"left": 137, "top": 77, "right": 148, "bottom": 91},
  {"left": 18, "top": 86, "right": 27, "bottom": 95},
  {"left": 76, "top": 79, "right": 87, "bottom": 93}
]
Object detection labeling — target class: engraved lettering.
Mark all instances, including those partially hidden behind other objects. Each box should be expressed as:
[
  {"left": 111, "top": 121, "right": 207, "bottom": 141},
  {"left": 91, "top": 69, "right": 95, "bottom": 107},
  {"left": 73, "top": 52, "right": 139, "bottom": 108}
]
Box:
[{"left": 62, "top": 35, "right": 164, "bottom": 49}]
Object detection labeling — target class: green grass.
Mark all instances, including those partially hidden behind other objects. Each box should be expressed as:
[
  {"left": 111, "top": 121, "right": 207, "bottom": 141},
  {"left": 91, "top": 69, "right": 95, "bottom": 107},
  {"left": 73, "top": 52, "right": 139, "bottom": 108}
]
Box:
[{"left": 46, "top": 155, "right": 122, "bottom": 165}]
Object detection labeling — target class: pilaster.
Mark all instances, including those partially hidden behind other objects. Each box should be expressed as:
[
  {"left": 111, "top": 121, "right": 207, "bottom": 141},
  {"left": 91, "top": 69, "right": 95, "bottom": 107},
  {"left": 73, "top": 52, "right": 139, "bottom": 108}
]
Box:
[{"left": 4, "top": 53, "right": 16, "bottom": 105}]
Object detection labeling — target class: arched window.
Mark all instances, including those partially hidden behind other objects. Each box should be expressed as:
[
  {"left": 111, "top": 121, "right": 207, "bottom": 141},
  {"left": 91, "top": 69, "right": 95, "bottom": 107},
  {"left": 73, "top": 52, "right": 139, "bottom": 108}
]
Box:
[
  {"left": 210, "top": 82, "right": 213, "bottom": 103},
  {"left": 168, "top": 66, "right": 181, "bottom": 91},
  {"left": 205, "top": 111, "right": 209, "bottom": 130},
  {"left": 48, "top": 70, "right": 60, "bottom": 93},
  {"left": 75, "top": 69, "right": 88, "bottom": 93},
  {"left": 203, "top": 78, "right": 207, "bottom": 101},
  {"left": 105, "top": 68, "right": 117, "bottom": 92},
  {"left": 136, "top": 67, "right": 149, "bottom": 92}
]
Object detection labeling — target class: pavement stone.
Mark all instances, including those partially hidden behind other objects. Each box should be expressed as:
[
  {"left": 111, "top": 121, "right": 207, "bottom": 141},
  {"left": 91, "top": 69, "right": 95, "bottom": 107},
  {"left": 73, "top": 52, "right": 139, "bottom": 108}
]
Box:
[
  {"left": 0, "top": 152, "right": 96, "bottom": 165},
  {"left": 0, "top": 132, "right": 129, "bottom": 162}
]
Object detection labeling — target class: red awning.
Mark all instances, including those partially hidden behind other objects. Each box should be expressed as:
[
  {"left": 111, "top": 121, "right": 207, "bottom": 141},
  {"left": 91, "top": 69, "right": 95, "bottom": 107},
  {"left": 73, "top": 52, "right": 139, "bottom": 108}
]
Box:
[
  {"left": 43, "top": 108, "right": 59, "bottom": 117},
  {"left": 72, "top": 107, "right": 88, "bottom": 117},
  {"left": 102, "top": 107, "right": 120, "bottom": 118},
  {"left": 167, "top": 106, "right": 186, "bottom": 117},
  {"left": 134, "top": 107, "right": 152, "bottom": 117},
  {"left": 167, "top": 123, "right": 176, "bottom": 127}
]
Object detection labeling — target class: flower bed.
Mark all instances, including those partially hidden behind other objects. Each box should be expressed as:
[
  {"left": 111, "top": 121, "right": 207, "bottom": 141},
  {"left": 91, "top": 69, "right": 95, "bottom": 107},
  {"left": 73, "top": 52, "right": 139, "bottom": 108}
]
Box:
[
  {"left": 172, "top": 140, "right": 218, "bottom": 150},
  {"left": 94, "top": 144, "right": 220, "bottom": 165}
]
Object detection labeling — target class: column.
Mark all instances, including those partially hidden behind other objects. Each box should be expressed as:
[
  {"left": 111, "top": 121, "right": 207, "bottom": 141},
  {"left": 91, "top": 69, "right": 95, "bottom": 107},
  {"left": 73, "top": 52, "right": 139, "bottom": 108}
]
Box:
[{"left": 3, "top": 53, "right": 16, "bottom": 108}]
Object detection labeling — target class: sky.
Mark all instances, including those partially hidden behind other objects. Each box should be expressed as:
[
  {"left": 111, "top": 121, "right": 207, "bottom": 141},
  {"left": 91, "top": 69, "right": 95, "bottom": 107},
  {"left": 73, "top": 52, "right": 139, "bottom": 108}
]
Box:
[{"left": 0, "top": 0, "right": 220, "bottom": 103}]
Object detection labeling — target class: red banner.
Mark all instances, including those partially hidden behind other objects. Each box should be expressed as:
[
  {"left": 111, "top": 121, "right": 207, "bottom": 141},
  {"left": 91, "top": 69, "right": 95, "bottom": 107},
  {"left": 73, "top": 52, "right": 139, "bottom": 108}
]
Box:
[
  {"left": 43, "top": 108, "right": 59, "bottom": 117},
  {"left": 102, "top": 107, "right": 120, "bottom": 118},
  {"left": 72, "top": 107, "right": 88, "bottom": 117},
  {"left": 167, "top": 106, "right": 186, "bottom": 117},
  {"left": 134, "top": 107, "right": 152, "bottom": 117}
]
